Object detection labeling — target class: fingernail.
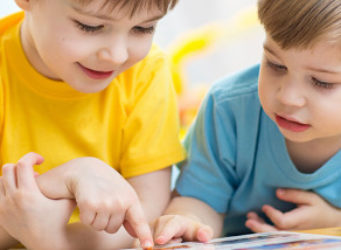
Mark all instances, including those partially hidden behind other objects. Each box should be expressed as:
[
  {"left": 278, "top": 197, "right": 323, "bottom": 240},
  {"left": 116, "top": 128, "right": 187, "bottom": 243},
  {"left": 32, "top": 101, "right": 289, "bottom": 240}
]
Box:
[
  {"left": 142, "top": 240, "right": 153, "bottom": 249},
  {"left": 197, "top": 230, "right": 209, "bottom": 242}
]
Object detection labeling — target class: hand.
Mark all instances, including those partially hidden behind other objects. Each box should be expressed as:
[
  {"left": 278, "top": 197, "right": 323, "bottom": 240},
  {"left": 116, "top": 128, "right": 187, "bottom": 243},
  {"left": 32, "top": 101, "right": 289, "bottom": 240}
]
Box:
[
  {"left": 65, "top": 157, "right": 153, "bottom": 248},
  {"left": 153, "top": 215, "right": 213, "bottom": 245},
  {"left": 0, "top": 153, "right": 75, "bottom": 249},
  {"left": 245, "top": 188, "right": 341, "bottom": 232}
]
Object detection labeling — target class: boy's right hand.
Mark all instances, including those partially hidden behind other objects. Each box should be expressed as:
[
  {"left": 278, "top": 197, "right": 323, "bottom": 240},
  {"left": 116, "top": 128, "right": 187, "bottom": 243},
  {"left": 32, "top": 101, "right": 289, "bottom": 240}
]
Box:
[
  {"left": 152, "top": 214, "right": 213, "bottom": 245},
  {"left": 62, "top": 157, "right": 153, "bottom": 248}
]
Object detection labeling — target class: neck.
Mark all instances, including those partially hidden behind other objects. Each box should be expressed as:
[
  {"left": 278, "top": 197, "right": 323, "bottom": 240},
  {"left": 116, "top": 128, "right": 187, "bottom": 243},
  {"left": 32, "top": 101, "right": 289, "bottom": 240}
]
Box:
[
  {"left": 286, "top": 136, "right": 341, "bottom": 173},
  {"left": 20, "top": 17, "right": 58, "bottom": 80}
]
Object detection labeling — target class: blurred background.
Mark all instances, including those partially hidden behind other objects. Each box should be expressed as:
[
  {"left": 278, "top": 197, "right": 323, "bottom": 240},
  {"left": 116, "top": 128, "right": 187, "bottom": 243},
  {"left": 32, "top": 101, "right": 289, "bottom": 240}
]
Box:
[{"left": 0, "top": 0, "right": 264, "bottom": 130}]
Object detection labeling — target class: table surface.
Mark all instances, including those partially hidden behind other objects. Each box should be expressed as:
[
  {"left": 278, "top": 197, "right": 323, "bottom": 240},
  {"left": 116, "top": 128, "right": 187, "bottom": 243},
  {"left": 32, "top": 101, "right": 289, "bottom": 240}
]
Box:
[{"left": 300, "top": 227, "right": 341, "bottom": 236}]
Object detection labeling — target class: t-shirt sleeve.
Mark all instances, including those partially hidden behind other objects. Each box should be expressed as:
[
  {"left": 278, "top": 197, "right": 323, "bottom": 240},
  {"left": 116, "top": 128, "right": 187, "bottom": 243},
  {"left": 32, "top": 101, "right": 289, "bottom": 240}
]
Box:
[
  {"left": 119, "top": 47, "right": 186, "bottom": 178},
  {"left": 176, "top": 87, "right": 240, "bottom": 213}
]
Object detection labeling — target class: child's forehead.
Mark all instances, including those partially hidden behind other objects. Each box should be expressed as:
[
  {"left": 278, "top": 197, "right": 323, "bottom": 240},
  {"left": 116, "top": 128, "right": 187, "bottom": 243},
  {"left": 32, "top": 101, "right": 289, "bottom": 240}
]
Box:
[{"left": 70, "top": 0, "right": 169, "bottom": 17}]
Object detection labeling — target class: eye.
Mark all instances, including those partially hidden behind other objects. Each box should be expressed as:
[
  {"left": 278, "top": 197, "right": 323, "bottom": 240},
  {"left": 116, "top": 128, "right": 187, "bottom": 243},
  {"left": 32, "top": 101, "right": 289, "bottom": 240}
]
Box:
[
  {"left": 132, "top": 26, "right": 155, "bottom": 35},
  {"left": 311, "top": 77, "right": 334, "bottom": 89},
  {"left": 266, "top": 60, "right": 287, "bottom": 73},
  {"left": 73, "top": 20, "right": 104, "bottom": 33}
]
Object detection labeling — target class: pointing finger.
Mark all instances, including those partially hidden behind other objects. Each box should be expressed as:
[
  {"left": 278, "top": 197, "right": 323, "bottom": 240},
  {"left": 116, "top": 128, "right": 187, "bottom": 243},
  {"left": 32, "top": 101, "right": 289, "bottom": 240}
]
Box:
[{"left": 124, "top": 203, "right": 153, "bottom": 249}]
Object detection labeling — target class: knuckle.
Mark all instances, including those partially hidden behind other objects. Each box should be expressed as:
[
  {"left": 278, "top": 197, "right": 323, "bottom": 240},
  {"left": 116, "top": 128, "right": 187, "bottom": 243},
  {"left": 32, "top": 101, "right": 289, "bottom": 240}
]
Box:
[
  {"left": 106, "top": 224, "right": 120, "bottom": 234},
  {"left": 276, "top": 218, "right": 287, "bottom": 229},
  {"left": 16, "top": 160, "right": 27, "bottom": 169},
  {"left": 2, "top": 164, "right": 14, "bottom": 173},
  {"left": 78, "top": 200, "right": 99, "bottom": 212},
  {"left": 92, "top": 222, "right": 106, "bottom": 231}
]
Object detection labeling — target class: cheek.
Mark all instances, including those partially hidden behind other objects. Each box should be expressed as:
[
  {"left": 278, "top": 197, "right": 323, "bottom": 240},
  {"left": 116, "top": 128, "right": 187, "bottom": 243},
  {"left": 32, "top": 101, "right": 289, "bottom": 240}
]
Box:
[
  {"left": 258, "top": 67, "right": 270, "bottom": 104},
  {"left": 128, "top": 37, "right": 153, "bottom": 64},
  {"left": 311, "top": 99, "right": 341, "bottom": 127}
]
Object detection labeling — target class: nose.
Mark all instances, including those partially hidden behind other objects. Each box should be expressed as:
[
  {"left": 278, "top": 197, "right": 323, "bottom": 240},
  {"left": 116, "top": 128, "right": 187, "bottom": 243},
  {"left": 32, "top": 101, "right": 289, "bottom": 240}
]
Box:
[
  {"left": 97, "top": 37, "right": 129, "bottom": 66},
  {"left": 276, "top": 80, "right": 306, "bottom": 107}
]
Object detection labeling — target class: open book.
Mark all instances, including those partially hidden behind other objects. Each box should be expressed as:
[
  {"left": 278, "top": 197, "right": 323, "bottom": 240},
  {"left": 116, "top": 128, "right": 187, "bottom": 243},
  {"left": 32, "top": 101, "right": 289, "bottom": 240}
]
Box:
[{"left": 129, "top": 231, "right": 341, "bottom": 250}]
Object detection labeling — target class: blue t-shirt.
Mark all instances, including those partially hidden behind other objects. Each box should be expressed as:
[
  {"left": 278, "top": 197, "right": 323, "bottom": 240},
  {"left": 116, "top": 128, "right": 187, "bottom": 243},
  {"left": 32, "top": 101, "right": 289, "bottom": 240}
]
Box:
[{"left": 176, "top": 64, "right": 341, "bottom": 236}]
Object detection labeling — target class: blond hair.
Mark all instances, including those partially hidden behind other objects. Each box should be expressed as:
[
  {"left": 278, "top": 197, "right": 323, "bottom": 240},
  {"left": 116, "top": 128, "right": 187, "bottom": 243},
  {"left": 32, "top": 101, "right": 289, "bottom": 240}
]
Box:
[
  {"left": 258, "top": 0, "right": 341, "bottom": 49},
  {"left": 74, "top": 0, "right": 178, "bottom": 17}
]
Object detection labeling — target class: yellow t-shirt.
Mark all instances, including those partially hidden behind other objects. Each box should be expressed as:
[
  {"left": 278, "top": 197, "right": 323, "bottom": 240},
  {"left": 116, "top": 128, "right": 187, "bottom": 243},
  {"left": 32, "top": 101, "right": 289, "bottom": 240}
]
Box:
[{"left": 0, "top": 12, "right": 185, "bottom": 196}]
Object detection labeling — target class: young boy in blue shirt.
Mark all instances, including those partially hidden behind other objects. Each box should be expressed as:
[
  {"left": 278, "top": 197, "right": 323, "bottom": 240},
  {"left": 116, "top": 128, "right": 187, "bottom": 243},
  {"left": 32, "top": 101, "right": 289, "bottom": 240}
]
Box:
[
  {"left": 152, "top": 0, "right": 341, "bottom": 244},
  {"left": 0, "top": 0, "right": 185, "bottom": 249}
]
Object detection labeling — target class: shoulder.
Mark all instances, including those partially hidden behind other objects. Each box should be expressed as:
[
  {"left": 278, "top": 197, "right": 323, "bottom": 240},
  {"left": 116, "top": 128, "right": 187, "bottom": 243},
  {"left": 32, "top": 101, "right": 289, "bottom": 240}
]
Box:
[
  {"left": 200, "top": 64, "right": 261, "bottom": 119},
  {"left": 0, "top": 12, "right": 24, "bottom": 67},
  {"left": 208, "top": 64, "right": 260, "bottom": 104},
  {"left": 0, "top": 12, "right": 24, "bottom": 38}
]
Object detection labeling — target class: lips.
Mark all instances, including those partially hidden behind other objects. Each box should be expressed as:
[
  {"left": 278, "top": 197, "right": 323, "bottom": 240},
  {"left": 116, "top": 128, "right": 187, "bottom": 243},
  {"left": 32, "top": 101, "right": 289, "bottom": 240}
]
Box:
[
  {"left": 77, "top": 63, "right": 114, "bottom": 80},
  {"left": 275, "top": 114, "right": 311, "bottom": 132}
]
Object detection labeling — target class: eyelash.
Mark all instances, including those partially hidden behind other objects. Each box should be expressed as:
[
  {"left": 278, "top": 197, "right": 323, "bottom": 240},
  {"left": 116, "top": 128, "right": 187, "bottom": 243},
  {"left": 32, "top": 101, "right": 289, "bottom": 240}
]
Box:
[
  {"left": 132, "top": 26, "right": 155, "bottom": 34},
  {"left": 311, "top": 77, "right": 334, "bottom": 89},
  {"left": 73, "top": 20, "right": 155, "bottom": 35},
  {"left": 266, "top": 60, "right": 334, "bottom": 90},
  {"left": 74, "top": 20, "right": 103, "bottom": 33},
  {"left": 266, "top": 60, "right": 287, "bottom": 73}
]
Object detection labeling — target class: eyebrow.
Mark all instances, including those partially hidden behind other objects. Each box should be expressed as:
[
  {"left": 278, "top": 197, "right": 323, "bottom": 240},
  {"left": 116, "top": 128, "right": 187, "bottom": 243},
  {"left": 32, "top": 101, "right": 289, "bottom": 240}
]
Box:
[
  {"left": 263, "top": 43, "right": 341, "bottom": 74},
  {"left": 263, "top": 44, "right": 277, "bottom": 57},
  {"left": 71, "top": 5, "right": 164, "bottom": 23},
  {"left": 305, "top": 66, "right": 340, "bottom": 74}
]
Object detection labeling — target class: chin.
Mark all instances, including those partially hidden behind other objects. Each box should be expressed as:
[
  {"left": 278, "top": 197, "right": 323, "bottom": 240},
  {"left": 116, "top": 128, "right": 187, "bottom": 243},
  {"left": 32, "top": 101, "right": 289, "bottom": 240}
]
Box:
[
  {"left": 282, "top": 132, "right": 312, "bottom": 143},
  {"left": 72, "top": 81, "right": 111, "bottom": 93}
]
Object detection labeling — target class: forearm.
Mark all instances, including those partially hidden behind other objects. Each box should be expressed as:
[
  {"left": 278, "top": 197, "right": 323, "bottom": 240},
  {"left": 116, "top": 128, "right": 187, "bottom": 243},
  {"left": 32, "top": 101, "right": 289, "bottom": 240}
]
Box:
[
  {"left": 129, "top": 167, "right": 172, "bottom": 222},
  {"left": 62, "top": 223, "right": 134, "bottom": 250},
  {"left": 165, "top": 196, "right": 224, "bottom": 238},
  {"left": 35, "top": 162, "right": 74, "bottom": 200}
]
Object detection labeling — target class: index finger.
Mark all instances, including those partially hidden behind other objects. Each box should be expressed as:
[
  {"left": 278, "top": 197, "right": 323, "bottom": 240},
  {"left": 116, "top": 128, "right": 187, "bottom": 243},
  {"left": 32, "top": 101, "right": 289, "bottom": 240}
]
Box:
[
  {"left": 263, "top": 205, "right": 303, "bottom": 229},
  {"left": 16, "top": 152, "right": 44, "bottom": 190},
  {"left": 124, "top": 203, "right": 153, "bottom": 248}
]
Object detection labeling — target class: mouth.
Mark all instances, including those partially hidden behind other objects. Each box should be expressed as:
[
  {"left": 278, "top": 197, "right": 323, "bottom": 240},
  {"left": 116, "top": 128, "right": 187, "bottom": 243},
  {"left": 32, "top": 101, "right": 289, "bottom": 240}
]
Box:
[
  {"left": 77, "top": 63, "right": 114, "bottom": 80},
  {"left": 275, "top": 114, "right": 311, "bottom": 133}
]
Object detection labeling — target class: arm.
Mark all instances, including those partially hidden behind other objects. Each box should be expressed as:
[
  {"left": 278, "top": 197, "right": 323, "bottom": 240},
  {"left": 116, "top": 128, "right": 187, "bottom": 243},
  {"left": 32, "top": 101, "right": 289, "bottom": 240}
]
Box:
[{"left": 153, "top": 194, "right": 224, "bottom": 244}]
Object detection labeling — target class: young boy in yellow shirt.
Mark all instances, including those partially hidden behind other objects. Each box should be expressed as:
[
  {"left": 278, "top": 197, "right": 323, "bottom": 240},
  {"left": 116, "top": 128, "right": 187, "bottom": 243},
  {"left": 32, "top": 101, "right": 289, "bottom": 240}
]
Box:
[
  {"left": 0, "top": 0, "right": 185, "bottom": 249},
  {"left": 152, "top": 0, "right": 341, "bottom": 244}
]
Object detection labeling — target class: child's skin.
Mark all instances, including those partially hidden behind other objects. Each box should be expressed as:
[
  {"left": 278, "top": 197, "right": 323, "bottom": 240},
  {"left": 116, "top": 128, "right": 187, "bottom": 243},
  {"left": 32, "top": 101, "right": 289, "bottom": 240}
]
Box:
[
  {"left": 151, "top": 3, "right": 341, "bottom": 245},
  {"left": 0, "top": 153, "right": 157, "bottom": 249},
  {"left": 0, "top": 0, "right": 180, "bottom": 249}
]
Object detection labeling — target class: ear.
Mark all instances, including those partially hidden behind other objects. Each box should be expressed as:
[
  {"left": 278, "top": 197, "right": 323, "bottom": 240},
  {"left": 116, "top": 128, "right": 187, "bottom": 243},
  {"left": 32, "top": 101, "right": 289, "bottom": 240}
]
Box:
[{"left": 14, "top": 0, "right": 31, "bottom": 11}]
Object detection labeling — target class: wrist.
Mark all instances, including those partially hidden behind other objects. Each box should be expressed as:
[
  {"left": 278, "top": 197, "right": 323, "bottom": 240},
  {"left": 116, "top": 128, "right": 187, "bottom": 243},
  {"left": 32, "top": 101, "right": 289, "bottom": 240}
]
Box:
[{"left": 36, "top": 161, "right": 76, "bottom": 199}]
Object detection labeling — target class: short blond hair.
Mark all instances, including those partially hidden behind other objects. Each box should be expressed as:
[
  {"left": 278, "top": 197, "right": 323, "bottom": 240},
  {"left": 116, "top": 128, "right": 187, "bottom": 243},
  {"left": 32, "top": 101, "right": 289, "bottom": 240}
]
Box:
[
  {"left": 74, "top": 0, "right": 178, "bottom": 17},
  {"left": 258, "top": 0, "right": 341, "bottom": 49}
]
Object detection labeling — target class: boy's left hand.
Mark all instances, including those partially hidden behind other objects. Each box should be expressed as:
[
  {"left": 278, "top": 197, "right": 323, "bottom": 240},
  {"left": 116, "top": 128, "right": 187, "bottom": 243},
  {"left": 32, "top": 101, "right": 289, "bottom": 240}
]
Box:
[
  {"left": 0, "top": 154, "right": 76, "bottom": 249},
  {"left": 245, "top": 188, "right": 341, "bottom": 232}
]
